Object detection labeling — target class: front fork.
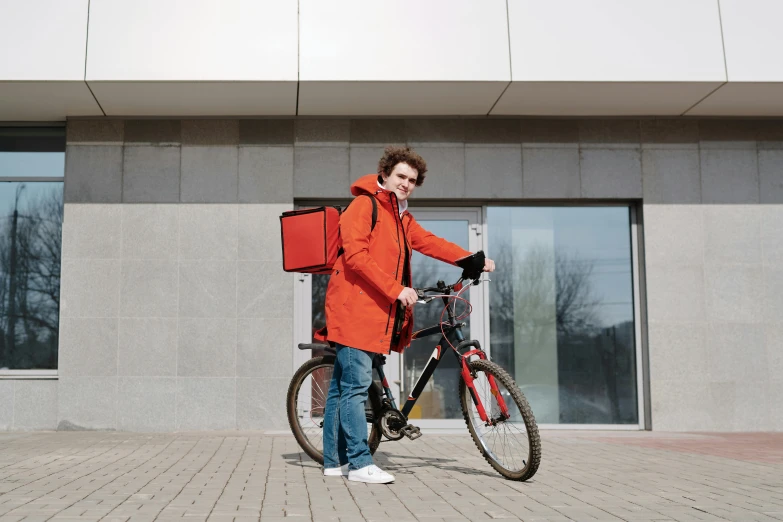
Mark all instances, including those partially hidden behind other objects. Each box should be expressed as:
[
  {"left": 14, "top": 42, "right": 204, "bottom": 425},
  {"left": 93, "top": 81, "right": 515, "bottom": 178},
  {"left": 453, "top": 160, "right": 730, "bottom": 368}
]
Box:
[{"left": 460, "top": 349, "right": 511, "bottom": 424}]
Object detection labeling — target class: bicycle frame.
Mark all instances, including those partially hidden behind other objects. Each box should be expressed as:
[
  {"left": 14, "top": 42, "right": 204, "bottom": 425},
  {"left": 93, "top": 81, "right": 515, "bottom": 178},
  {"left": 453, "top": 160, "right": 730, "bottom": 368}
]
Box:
[{"left": 372, "top": 299, "right": 511, "bottom": 426}]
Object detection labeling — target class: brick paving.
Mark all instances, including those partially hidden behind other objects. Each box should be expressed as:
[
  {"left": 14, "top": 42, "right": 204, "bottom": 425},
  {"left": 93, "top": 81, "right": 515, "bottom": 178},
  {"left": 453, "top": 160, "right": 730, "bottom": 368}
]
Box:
[{"left": 0, "top": 431, "right": 781, "bottom": 522}]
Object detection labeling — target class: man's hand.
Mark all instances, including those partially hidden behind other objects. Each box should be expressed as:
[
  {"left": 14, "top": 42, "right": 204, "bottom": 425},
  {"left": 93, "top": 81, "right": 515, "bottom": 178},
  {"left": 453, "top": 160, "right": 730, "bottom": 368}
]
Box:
[
  {"left": 397, "top": 287, "right": 418, "bottom": 307},
  {"left": 484, "top": 257, "right": 496, "bottom": 272}
]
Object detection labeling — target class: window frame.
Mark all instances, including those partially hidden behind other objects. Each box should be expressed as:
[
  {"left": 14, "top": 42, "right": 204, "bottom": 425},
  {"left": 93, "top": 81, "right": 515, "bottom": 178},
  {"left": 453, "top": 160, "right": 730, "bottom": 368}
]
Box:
[
  {"left": 0, "top": 125, "right": 65, "bottom": 379},
  {"left": 481, "top": 202, "right": 648, "bottom": 430}
]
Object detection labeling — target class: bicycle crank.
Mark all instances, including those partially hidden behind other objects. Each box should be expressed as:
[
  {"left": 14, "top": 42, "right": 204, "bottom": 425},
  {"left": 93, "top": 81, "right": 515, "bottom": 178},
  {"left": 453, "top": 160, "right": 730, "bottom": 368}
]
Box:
[
  {"left": 379, "top": 409, "right": 423, "bottom": 441},
  {"left": 379, "top": 409, "right": 407, "bottom": 441}
]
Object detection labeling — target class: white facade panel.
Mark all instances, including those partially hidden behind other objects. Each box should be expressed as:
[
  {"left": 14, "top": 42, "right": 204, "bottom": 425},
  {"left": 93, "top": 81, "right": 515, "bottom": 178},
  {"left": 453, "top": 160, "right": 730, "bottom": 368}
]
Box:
[
  {"left": 299, "top": 0, "right": 510, "bottom": 82},
  {"left": 298, "top": 82, "right": 507, "bottom": 116},
  {"left": 719, "top": 0, "right": 783, "bottom": 81},
  {"left": 89, "top": 82, "right": 296, "bottom": 116},
  {"left": 507, "top": 0, "right": 726, "bottom": 82},
  {"left": 0, "top": 0, "right": 89, "bottom": 81},
  {"left": 86, "top": 0, "right": 298, "bottom": 81},
  {"left": 492, "top": 81, "right": 722, "bottom": 116},
  {"left": 0, "top": 82, "right": 102, "bottom": 120},
  {"left": 687, "top": 83, "right": 783, "bottom": 116}
]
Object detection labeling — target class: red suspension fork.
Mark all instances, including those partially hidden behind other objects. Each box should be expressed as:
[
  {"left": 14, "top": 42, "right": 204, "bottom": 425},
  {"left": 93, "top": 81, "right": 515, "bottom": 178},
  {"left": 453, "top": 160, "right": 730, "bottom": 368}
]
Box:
[
  {"left": 460, "top": 350, "right": 511, "bottom": 422},
  {"left": 460, "top": 352, "right": 488, "bottom": 422}
]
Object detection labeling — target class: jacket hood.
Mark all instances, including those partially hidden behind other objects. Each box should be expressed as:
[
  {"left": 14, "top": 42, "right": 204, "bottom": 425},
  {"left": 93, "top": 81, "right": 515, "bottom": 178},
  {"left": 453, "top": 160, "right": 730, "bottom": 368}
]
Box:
[
  {"left": 351, "top": 173, "right": 409, "bottom": 215},
  {"left": 351, "top": 173, "right": 384, "bottom": 197}
]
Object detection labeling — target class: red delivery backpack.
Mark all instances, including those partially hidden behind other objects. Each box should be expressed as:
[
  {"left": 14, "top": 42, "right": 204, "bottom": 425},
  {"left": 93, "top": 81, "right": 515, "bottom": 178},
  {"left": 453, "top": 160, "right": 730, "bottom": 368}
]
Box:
[{"left": 280, "top": 194, "right": 377, "bottom": 274}]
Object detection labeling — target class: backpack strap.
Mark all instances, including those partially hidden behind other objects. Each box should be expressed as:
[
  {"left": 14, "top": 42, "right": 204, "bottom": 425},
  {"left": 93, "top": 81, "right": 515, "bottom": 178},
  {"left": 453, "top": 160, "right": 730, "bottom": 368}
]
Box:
[
  {"left": 363, "top": 193, "right": 378, "bottom": 231},
  {"left": 336, "top": 194, "right": 378, "bottom": 260}
]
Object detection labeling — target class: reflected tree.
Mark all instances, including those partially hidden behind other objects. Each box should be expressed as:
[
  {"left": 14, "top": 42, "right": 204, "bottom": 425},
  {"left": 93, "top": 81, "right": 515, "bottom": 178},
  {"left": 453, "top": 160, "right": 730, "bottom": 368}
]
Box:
[
  {"left": 0, "top": 185, "right": 62, "bottom": 369},
  {"left": 490, "top": 241, "right": 599, "bottom": 339},
  {"left": 489, "top": 240, "right": 638, "bottom": 424}
]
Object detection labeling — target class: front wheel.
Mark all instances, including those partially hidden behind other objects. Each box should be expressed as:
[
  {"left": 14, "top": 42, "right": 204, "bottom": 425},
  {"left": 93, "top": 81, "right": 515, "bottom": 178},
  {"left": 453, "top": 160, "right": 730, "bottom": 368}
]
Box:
[
  {"left": 286, "top": 355, "right": 382, "bottom": 465},
  {"left": 459, "top": 359, "right": 541, "bottom": 481}
]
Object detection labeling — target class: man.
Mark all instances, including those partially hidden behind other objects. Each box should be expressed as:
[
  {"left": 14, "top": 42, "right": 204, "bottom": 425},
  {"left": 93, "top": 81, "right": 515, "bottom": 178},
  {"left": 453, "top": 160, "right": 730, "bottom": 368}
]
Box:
[{"left": 321, "top": 146, "right": 495, "bottom": 484}]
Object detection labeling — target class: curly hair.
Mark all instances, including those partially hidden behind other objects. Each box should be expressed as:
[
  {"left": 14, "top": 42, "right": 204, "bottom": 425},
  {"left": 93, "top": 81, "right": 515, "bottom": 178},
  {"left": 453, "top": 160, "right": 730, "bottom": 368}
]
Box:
[{"left": 377, "top": 146, "right": 427, "bottom": 186}]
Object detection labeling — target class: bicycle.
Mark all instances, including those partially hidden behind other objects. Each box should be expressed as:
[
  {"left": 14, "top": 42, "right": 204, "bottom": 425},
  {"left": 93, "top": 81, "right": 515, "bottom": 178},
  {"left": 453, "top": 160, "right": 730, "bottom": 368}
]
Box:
[{"left": 286, "top": 251, "right": 541, "bottom": 481}]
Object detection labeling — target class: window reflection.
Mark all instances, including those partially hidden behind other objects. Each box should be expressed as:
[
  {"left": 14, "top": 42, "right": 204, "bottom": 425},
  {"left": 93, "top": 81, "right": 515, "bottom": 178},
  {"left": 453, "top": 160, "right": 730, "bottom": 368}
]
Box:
[
  {"left": 0, "top": 182, "right": 63, "bottom": 370},
  {"left": 311, "top": 274, "right": 329, "bottom": 335},
  {"left": 487, "top": 207, "right": 637, "bottom": 425}
]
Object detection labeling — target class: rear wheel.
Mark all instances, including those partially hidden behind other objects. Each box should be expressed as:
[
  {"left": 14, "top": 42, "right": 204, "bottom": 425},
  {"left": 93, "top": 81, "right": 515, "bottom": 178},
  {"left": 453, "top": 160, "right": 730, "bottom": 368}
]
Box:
[
  {"left": 459, "top": 359, "right": 541, "bottom": 481},
  {"left": 286, "top": 355, "right": 381, "bottom": 465}
]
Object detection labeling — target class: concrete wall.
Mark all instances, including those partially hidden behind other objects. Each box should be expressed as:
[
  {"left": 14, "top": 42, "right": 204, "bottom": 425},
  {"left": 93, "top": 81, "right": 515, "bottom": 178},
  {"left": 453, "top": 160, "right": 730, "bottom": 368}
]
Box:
[
  {"left": 53, "top": 120, "right": 293, "bottom": 431},
  {"left": 643, "top": 120, "right": 783, "bottom": 431},
  {"left": 0, "top": 380, "right": 58, "bottom": 430},
  {"left": 2, "top": 118, "right": 781, "bottom": 432}
]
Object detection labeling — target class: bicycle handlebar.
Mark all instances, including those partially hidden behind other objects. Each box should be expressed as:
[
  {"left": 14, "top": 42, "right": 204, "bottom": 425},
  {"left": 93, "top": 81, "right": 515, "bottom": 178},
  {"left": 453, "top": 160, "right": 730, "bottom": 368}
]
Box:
[
  {"left": 413, "top": 250, "right": 489, "bottom": 302},
  {"left": 414, "top": 276, "right": 493, "bottom": 304}
]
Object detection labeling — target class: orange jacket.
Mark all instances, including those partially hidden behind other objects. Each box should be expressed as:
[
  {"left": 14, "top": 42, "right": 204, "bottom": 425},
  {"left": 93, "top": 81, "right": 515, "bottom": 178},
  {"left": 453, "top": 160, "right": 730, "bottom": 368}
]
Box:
[{"left": 324, "top": 174, "right": 472, "bottom": 354}]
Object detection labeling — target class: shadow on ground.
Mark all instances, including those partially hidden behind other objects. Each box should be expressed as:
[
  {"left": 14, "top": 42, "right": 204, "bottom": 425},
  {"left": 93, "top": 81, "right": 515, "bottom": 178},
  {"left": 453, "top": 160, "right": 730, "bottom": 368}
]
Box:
[{"left": 282, "top": 450, "right": 499, "bottom": 478}]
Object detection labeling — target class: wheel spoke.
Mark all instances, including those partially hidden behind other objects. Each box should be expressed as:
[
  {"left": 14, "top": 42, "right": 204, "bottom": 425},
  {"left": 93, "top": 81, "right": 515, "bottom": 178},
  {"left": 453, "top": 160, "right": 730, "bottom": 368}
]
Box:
[
  {"left": 461, "top": 360, "right": 539, "bottom": 480},
  {"left": 293, "top": 363, "right": 334, "bottom": 456}
]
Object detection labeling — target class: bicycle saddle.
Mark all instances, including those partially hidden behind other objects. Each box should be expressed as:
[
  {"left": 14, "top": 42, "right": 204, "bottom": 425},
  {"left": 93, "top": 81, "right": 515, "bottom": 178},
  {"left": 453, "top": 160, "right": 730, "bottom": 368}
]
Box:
[{"left": 297, "top": 342, "right": 335, "bottom": 355}]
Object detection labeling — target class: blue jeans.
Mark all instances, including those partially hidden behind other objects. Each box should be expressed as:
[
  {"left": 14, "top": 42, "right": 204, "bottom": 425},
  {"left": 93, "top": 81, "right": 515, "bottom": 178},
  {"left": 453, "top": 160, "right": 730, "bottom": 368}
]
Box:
[{"left": 322, "top": 344, "right": 374, "bottom": 470}]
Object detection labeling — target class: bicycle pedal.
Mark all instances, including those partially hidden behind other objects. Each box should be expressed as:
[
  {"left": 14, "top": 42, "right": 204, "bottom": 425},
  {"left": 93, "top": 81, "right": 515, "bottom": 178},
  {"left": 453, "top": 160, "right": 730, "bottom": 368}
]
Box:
[{"left": 400, "top": 424, "right": 422, "bottom": 440}]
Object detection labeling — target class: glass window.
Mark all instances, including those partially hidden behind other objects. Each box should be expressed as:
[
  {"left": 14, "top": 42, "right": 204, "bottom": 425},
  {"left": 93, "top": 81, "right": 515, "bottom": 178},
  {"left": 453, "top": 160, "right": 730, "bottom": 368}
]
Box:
[
  {"left": 0, "top": 153, "right": 65, "bottom": 178},
  {"left": 0, "top": 128, "right": 64, "bottom": 371},
  {"left": 487, "top": 207, "right": 637, "bottom": 425}
]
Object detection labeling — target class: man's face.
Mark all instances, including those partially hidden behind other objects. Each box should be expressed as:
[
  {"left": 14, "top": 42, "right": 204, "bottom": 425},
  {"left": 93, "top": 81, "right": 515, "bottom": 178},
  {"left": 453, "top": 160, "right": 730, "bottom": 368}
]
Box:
[{"left": 382, "top": 162, "right": 418, "bottom": 202}]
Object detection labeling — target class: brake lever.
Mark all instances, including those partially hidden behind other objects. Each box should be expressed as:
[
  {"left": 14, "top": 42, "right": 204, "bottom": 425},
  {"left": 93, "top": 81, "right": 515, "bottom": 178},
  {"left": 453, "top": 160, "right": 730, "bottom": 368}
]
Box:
[{"left": 472, "top": 277, "right": 492, "bottom": 285}]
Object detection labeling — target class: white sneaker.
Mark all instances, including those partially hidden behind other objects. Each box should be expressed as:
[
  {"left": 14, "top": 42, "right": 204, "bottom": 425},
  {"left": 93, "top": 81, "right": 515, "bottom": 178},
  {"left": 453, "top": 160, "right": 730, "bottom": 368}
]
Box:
[
  {"left": 323, "top": 464, "right": 349, "bottom": 477},
  {"left": 347, "top": 465, "right": 395, "bottom": 484}
]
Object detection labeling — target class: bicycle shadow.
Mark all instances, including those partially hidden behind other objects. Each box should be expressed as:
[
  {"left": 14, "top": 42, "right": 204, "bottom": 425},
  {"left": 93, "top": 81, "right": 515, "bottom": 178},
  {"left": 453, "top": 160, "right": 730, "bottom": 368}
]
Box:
[
  {"left": 282, "top": 452, "right": 321, "bottom": 470},
  {"left": 282, "top": 451, "right": 497, "bottom": 479},
  {"left": 375, "top": 452, "right": 498, "bottom": 478}
]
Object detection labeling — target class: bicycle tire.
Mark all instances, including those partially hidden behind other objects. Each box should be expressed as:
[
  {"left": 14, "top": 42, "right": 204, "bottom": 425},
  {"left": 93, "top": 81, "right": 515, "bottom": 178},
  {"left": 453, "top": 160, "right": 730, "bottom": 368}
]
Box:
[
  {"left": 459, "top": 359, "right": 541, "bottom": 481},
  {"left": 286, "top": 355, "right": 382, "bottom": 465}
]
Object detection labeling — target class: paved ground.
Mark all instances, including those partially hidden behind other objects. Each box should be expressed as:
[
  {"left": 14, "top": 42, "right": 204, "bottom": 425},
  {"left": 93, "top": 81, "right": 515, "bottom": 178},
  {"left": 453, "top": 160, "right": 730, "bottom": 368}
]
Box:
[{"left": 0, "top": 431, "right": 781, "bottom": 522}]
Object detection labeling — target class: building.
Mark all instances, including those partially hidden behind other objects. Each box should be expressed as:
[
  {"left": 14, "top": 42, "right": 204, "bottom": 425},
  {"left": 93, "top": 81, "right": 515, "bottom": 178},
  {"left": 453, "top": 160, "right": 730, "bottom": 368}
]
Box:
[{"left": 0, "top": 0, "right": 781, "bottom": 432}]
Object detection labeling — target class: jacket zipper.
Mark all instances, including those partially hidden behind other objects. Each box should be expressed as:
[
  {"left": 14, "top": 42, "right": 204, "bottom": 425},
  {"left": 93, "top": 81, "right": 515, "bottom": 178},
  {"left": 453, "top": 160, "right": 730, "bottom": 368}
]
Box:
[
  {"left": 391, "top": 233, "right": 410, "bottom": 340},
  {"left": 384, "top": 303, "right": 393, "bottom": 335},
  {"left": 385, "top": 193, "right": 404, "bottom": 337},
  {"left": 390, "top": 198, "right": 412, "bottom": 352}
]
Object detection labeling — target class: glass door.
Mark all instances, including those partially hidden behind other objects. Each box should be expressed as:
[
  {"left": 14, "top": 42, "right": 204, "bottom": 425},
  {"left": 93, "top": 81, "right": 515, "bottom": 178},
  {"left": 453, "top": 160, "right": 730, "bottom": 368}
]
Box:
[
  {"left": 293, "top": 207, "right": 484, "bottom": 430},
  {"left": 400, "top": 208, "right": 484, "bottom": 429}
]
